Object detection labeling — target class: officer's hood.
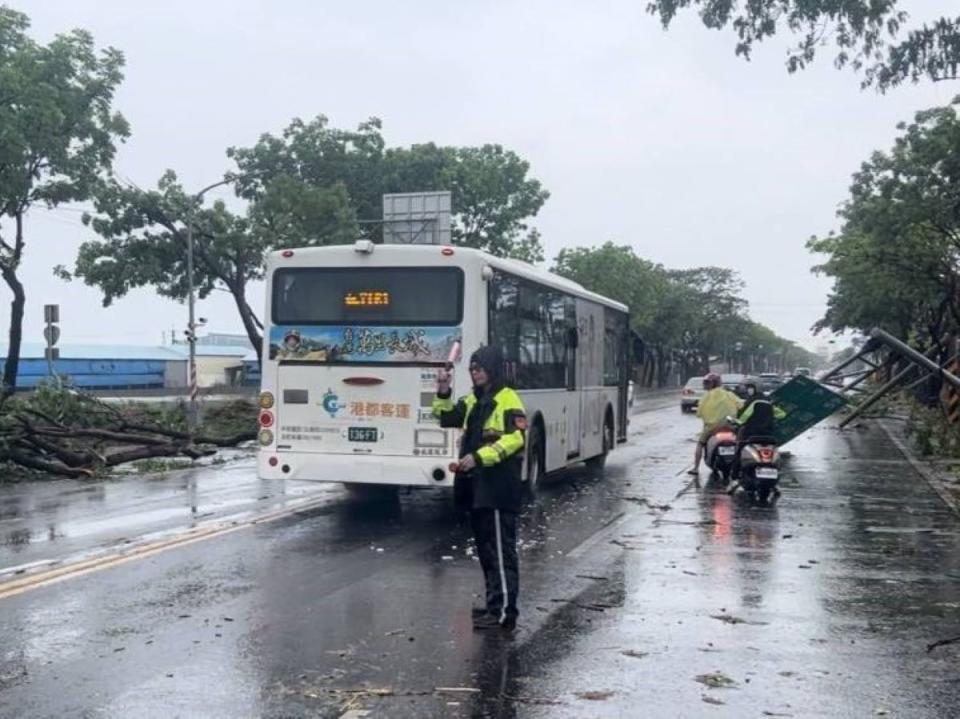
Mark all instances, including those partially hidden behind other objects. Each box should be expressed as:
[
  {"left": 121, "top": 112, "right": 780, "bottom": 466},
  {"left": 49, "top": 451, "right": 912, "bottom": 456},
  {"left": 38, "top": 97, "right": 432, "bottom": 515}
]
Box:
[{"left": 470, "top": 345, "right": 505, "bottom": 392}]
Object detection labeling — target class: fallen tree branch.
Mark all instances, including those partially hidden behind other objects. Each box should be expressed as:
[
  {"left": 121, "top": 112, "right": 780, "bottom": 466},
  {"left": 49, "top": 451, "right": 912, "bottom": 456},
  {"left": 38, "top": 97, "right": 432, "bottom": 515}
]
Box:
[
  {"left": 0, "top": 386, "right": 256, "bottom": 478},
  {"left": 0, "top": 449, "right": 94, "bottom": 478}
]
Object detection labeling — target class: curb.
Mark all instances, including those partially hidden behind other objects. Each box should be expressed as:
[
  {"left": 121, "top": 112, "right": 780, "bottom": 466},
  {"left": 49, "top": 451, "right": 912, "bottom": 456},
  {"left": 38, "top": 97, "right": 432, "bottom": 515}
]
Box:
[{"left": 876, "top": 419, "right": 960, "bottom": 519}]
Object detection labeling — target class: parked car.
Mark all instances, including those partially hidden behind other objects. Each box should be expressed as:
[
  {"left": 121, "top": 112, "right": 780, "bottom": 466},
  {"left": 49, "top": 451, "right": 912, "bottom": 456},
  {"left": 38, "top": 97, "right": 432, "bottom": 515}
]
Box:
[
  {"left": 721, "top": 373, "right": 746, "bottom": 392},
  {"left": 757, "top": 372, "right": 783, "bottom": 394},
  {"left": 680, "top": 376, "right": 705, "bottom": 413},
  {"left": 793, "top": 366, "right": 812, "bottom": 377}
]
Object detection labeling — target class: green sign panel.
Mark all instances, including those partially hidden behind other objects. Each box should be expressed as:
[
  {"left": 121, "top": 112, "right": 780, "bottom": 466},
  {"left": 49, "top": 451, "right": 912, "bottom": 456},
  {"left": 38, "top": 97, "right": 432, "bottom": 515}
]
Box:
[{"left": 769, "top": 375, "right": 848, "bottom": 446}]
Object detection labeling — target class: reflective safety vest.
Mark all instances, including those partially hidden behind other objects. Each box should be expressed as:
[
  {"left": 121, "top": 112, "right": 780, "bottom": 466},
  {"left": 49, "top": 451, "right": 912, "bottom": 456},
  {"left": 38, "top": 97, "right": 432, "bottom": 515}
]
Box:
[{"left": 432, "top": 386, "right": 526, "bottom": 467}]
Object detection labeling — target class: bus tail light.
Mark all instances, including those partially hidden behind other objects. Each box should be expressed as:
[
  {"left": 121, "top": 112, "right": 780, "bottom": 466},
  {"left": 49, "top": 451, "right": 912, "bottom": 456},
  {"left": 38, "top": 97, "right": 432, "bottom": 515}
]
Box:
[
  {"left": 259, "top": 410, "right": 274, "bottom": 428},
  {"left": 281, "top": 249, "right": 294, "bottom": 258},
  {"left": 441, "top": 247, "right": 454, "bottom": 256},
  {"left": 259, "top": 391, "right": 275, "bottom": 409},
  {"left": 258, "top": 429, "right": 274, "bottom": 446},
  {"left": 268, "top": 456, "right": 279, "bottom": 467}
]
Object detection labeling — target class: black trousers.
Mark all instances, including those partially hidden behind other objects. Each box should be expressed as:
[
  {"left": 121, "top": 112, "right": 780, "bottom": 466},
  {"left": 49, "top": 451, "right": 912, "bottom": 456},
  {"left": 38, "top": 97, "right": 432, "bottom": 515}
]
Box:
[{"left": 470, "top": 508, "right": 519, "bottom": 621}]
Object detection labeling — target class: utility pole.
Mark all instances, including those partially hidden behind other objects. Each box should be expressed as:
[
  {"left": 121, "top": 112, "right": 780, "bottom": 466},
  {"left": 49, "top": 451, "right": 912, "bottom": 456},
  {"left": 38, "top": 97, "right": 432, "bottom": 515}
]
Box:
[{"left": 184, "top": 174, "right": 255, "bottom": 436}]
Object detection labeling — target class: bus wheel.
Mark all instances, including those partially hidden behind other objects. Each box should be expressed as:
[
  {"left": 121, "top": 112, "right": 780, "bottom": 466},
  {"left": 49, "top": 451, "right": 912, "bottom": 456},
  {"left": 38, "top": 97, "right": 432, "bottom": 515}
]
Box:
[
  {"left": 524, "top": 424, "right": 545, "bottom": 500},
  {"left": 586, "top": 413, "right": 614, "bottom": 473}
]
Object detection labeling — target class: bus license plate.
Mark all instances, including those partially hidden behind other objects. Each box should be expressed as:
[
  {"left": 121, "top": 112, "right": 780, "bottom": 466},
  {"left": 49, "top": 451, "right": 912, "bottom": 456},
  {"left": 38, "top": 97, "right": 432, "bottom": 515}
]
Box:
[
  {"left": 755, "top": 467, "right": 778, "bottom": 479},
  {"left": 348, "top": 427, "right": 378, "bottom": 442}
]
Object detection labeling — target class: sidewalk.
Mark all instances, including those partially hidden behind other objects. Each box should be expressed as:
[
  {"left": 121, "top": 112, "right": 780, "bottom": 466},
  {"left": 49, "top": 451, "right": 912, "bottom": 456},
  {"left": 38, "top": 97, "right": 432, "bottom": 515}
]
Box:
[{"left": 877, "top": 418, "right": 960, "bottom": 517}]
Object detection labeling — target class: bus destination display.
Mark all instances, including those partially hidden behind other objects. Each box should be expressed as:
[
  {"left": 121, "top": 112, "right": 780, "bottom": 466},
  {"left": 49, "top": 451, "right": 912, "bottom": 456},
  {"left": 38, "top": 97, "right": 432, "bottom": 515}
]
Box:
[{"left": 344, "top": 291, "right": 390, "bottom": 307}]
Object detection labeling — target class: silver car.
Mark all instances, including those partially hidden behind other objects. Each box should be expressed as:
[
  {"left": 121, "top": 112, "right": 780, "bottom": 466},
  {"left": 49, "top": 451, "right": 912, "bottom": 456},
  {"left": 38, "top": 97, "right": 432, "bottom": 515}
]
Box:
[{"left": 681, "top": 376, "right": 705, "bottom": 413}]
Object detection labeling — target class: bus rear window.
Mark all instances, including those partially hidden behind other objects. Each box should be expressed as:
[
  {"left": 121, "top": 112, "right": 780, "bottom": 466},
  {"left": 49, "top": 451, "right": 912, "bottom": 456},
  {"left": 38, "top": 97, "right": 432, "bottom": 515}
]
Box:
[{"left": 272, "top": 267, "right": 464, "bottom": 326}]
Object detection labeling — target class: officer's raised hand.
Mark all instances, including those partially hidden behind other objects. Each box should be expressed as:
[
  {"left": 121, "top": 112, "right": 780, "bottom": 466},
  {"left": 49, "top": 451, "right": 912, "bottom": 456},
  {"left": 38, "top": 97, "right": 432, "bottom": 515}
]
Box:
[{"left": 436, "top": 367, "right": 452, "bottom": 395}]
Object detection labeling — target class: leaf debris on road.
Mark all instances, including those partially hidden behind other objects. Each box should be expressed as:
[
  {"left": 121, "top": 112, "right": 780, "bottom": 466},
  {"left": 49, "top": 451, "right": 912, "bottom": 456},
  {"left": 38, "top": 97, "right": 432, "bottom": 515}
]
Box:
[
  {"left": 695, "top": 672, "right": 738, "bottom": 689},
  {"left": 574, "top": 690, "right": 615, "bottom": 700},
  {"left": 711, "top": 613, "right": 769, "bottom": 626}
]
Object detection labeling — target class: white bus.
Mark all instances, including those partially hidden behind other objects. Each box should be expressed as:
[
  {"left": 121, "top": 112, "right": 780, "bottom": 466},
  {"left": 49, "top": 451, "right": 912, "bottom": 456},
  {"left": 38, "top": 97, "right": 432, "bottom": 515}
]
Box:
[{"left": 256, "top": 241, "right": 630, "bottom": 494}]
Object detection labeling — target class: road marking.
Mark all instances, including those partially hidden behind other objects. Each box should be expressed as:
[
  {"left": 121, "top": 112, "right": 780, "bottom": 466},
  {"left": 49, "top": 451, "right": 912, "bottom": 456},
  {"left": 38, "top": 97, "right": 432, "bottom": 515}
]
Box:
[
  {"left": 567, "top": 511, "right": 635, "bottom": 559},
  {"left": 0, "top": 493, "right": 333, "bottom": 601}
]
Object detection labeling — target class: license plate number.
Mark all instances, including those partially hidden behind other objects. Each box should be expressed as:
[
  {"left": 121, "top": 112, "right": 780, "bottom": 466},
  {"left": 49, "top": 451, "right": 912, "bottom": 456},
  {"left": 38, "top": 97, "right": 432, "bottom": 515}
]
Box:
[
  {"left": 348, "top": 427, "right": 378, "bottom": 442},
  {"left": 755, "top": 467, "right": 778, "bottom": 479},
  {"left": 718, "top": 446, "right": 736, "bottom": 456}
]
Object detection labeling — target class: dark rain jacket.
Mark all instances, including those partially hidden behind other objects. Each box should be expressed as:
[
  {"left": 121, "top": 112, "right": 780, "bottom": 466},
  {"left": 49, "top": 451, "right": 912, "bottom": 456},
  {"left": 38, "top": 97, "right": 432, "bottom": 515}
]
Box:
[
  {"left": 432, "top": 384, "right": 526, "bottom": 512},
  {"left": 736, "top": 397, "right": 786, "bottom": 443}
]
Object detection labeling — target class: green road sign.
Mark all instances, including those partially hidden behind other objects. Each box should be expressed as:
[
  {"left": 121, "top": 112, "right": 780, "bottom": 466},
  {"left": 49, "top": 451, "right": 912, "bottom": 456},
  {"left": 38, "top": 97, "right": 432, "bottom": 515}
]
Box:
[{"left": 769, "top": 375, "right": 848, "bottom": 446}]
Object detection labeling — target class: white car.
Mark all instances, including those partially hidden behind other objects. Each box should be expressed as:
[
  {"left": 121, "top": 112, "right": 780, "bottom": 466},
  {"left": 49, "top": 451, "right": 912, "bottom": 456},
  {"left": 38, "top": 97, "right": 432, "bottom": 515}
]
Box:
[{"left": 681, "top": 376, "right": 705, "bottom": 413}]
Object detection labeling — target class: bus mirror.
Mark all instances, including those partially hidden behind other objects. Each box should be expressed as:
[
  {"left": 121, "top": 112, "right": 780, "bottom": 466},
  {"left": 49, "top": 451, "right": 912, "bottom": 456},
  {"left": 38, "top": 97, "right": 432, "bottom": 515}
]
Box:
[{"left": 567, "top": 327, "right": 579, "bottom": 348}]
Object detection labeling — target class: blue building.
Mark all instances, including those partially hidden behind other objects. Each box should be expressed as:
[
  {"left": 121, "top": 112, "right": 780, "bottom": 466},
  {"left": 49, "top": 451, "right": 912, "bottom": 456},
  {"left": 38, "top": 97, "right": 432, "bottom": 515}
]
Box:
[{"left": 1, "top": 342, "right": 260, "bottom": 390}]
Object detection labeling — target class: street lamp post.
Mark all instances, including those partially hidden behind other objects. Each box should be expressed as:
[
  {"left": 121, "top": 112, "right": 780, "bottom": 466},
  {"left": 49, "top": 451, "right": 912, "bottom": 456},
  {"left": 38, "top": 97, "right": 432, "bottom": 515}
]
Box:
[{"left": 184, "top": 174, "right": 251, "bottom": 436}]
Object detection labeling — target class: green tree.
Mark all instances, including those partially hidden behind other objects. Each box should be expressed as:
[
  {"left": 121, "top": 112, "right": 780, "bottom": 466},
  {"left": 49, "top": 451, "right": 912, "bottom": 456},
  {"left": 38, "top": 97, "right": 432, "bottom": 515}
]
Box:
[
  {"left": 229, "top": 116, "right": 549, "bottom": 260},
  {"left": 808, "top": 101, "right": 960, "bottom": 344},
  {"left": 645, "top": 0, "right": 958, "bottom": 90},
  {"left": 66, "top": 116, "right": 548, "bottom": 358},
  {"left": 553, "top": 242, "right": 777, "bottom": 383},
  {"left": 59, "top": 171, "right": 358, "bottom": 359},
  {"left": 0, "top": 8, "right": 128, "bottom": 395},
  {"left": 552, "top": 242, "right": 668, "bottom": 330}
]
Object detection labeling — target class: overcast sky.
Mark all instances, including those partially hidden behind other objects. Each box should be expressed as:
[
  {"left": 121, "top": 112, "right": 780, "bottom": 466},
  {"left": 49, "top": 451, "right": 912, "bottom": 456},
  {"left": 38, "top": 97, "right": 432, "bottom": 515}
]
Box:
[{"left": 10, "top": 0, "right": 956, "bottom": 351}]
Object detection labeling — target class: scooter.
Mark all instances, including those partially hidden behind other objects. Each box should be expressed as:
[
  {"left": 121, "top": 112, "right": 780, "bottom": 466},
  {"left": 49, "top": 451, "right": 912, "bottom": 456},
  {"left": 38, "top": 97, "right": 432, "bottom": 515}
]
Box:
[
  {"left": 726, "top": 416, "right": 782, "bottom": 503},
  {"left": 704, "top": 426, "right": 738, "bottom": 482}
]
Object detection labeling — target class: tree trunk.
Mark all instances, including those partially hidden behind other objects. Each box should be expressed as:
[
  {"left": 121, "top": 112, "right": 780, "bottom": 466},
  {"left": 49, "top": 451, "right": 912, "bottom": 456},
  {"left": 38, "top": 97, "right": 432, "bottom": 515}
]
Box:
[
  {"left": 1, "top": 264, "right": 25, "bottom": 397},
  {"left": 228, "top": 280, "right": 263, "bottom": 365}
]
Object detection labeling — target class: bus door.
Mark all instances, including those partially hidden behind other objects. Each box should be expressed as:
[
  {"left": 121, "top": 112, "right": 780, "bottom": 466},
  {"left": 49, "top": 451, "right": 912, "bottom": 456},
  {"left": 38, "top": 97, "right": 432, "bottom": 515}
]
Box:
[
  {"left": 564, "top": 302, "right": 581, "bottom": 458},
  {"left": 577, "top": 300, "right": 604, "bottom": 454}
]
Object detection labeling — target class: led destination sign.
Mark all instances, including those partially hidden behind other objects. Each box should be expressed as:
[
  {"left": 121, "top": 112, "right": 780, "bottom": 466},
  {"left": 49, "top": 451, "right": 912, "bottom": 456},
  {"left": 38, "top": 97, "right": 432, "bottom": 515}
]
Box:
[{"left": 344, "top": 291, "right": 391, "bottom": 307}]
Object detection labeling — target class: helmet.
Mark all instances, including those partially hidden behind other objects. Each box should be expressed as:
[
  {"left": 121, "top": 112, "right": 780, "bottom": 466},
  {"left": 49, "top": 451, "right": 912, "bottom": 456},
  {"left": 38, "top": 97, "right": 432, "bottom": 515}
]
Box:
[{"left": 703, "top": 372, "right": 722, "bottom": 389}]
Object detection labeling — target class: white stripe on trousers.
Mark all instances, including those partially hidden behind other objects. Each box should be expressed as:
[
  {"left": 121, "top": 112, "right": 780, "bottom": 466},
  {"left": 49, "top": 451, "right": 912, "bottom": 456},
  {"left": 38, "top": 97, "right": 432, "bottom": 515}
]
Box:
[{"left": 494, "top": 509, "right": 509, "bottom": 624}]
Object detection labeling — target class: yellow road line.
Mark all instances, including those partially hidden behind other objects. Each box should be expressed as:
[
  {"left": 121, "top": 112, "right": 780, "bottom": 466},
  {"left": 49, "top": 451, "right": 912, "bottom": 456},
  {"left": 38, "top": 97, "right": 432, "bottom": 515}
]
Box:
[{"left": 0, "top": 494, "right": 331, "bottom": 601}]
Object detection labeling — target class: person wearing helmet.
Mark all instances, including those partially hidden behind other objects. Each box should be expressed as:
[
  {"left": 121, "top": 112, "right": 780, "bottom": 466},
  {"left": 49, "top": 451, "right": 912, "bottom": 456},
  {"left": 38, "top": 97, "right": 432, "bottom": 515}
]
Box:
[
  {"left": 688, "top": 373, "right": 742, "bottom": 475},
  {"left": 732, "top": 383, "right": 787, "bottom": 477}
]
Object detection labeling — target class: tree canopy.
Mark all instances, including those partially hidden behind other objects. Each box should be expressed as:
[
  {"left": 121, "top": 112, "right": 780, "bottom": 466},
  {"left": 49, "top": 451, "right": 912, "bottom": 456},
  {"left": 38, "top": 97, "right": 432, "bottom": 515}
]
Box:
[
  {"left": 646, "top": 0, "right": 959, "bottom": 91},
  {"left": 0, "top": 7, "right": 128, "bottom": 394},
  {"left": 553, "top": 241, "right": 815, "bottom": 381},
  {"left": 809, "top": 100, "right": 960, "bottom": 345},
  {"left": 63, "top": 116, "right": 550, "bottom": 357},
  {"left": 229, "top": 116, "right": 549, "bottom": 260}
]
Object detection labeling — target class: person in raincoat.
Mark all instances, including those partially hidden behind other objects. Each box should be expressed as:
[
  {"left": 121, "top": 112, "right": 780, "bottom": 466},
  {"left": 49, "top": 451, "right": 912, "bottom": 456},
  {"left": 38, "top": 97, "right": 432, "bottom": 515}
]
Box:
[{"left": 433, "top": 345, "right": 526, "bottom": 631}]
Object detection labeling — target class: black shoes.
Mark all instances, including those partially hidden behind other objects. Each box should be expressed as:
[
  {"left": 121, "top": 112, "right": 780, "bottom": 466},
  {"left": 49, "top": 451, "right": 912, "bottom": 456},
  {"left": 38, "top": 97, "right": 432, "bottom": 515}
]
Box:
[
  {"left": 472, "top": 613, "right": 516, "bottom": 631},
  {"left": 471, "top": 606, "right": 490, "bottom": 619}
]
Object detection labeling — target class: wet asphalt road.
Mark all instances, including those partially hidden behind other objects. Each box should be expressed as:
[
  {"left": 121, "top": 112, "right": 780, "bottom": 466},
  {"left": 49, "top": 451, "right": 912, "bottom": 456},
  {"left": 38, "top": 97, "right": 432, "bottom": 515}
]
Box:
[{"left": 0, "top": 396, "right": 958, "bottom": 718}]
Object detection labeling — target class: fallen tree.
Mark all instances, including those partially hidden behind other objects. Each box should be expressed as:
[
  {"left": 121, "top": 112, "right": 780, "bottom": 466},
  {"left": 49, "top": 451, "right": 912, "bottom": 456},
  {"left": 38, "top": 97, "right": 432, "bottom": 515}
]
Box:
[{"left": 0, "top": 383, "right": 257, "bottom": 478}]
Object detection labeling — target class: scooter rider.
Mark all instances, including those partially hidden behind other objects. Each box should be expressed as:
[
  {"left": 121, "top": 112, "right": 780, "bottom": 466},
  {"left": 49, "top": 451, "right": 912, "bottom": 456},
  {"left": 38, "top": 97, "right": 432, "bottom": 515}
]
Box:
[
  {"left": 733, "top": 382, "right": 786, "bottom": 472},
  {"left": 433, "top": 345, "right": 526, "bottom": 632},
  {"left": 689, "top": 373, "right": 741, "bottom": 475},
  {"left": 736, "top": 382, "right": 785, "bottom": 437}
]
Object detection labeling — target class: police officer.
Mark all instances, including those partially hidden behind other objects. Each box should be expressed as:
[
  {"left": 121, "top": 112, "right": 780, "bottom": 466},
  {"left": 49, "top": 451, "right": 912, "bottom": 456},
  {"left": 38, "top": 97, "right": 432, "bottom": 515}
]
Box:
[{"left": 433, "top": 345, "right": 526, "bottom": 631}]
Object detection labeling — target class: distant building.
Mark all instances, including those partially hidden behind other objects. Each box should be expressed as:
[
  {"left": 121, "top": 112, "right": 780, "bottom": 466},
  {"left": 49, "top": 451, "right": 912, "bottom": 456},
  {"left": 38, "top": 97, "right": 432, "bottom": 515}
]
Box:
[{"left": 1, "top": 342, "right": 260, "bottom": 390}]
